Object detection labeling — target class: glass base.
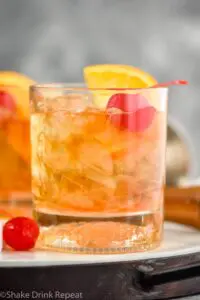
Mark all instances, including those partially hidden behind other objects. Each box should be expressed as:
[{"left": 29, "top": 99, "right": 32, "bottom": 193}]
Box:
[{"left": 35, "top": 209, "right": 163, "bottom": 254}]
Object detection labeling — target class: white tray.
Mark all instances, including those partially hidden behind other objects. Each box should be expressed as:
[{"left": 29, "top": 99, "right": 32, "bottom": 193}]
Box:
[{"left": 0, "top": 221, "right": 200, "bottom": 267}]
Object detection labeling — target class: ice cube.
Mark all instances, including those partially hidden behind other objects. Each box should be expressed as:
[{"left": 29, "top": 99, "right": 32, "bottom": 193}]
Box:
[
  {"left": 44, "top": 146, "right": 71, "bottom": 172},
  {"left": 79, "top": 142, "right": 113, "bottom": 175},
  {"left": 115, "top": 174, "right": 133, "bottom": 198},
  {"left": 94, "top": 120, "right": 130, "bottom": 154},
  {"left": 49, "top": 94, "right": 89, "bottom": 113},
  {"left": 86, "top": 169, "right": 116, "bottom": 189},
  {"left": 32, "top": 164, "right": 60, "bottom": 200},
  {"left": 44, "top": 112, "right": 73, "bottom": 142},
  {"left": 114, "top": 152, "right": 137, "bottom": 174},
  {"left": 75, "top": 109, "right": 108, "bottom": 136},
  {"left": 31, "top": 113, "right": 45, "bottom": 143},
  {"left": 59, "top": 192, "right": 94, "bottom": 210},
  {"left": 31, "top": 113, "right": 46, "bottom": 165},
  {"left": 42, "top": 87, "right": 64, "bottom": 100},
  {"left": 31, "top": 163, "right": 48, "bottom": 198}
]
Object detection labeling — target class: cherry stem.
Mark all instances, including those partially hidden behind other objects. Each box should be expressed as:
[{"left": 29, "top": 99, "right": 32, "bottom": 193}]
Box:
[{"left": 152, "top": 80, "right": 188, "bottom": 88}]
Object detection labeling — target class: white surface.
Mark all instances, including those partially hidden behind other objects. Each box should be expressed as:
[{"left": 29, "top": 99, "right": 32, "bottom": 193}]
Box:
[{"left": 0, "top": 222, "right": 200, "bottom": 267}]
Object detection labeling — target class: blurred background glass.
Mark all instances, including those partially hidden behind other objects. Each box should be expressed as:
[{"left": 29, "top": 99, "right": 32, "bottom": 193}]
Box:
[{"left": 0, "top": 0, "right": 199, "bottom": 181}]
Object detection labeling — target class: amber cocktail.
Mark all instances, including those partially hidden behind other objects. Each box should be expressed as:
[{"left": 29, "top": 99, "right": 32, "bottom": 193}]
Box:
[
  {"left": 0, "top": 75, "right": 33, "bottom": 202},
  {"left": 0, "top": 117, "right": 30, "bottom": 198},
  {"left": 31, "top": 84, "right": 167, "bottom": 253}
]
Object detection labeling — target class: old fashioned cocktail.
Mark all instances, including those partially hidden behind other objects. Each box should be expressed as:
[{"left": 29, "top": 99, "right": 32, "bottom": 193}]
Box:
[{"left": 31, "top": 82, "right": 167, "bottom": 253}]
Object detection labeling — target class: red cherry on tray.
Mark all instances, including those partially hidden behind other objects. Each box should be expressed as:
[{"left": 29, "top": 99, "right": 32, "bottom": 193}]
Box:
[
  {"left": 3, "top": 217, "right": 39, "bottom": 251},
  {"left": 107, "top": 93, "right": 156, "bottom": 132}
]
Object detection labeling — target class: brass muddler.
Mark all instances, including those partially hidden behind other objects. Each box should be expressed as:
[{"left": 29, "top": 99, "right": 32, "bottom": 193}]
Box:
[{"left": 165, "top": 186, "right": 200, "bottom": 229}]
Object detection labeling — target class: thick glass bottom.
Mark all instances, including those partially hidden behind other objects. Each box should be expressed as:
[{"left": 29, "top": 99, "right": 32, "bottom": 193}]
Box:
[{"left": 35, "top": 208, "right": 163, "bottom": 254}]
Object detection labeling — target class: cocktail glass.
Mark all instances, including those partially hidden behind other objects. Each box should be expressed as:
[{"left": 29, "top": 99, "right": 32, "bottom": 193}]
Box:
[{"left": 31, "top": 84, "right": 167, "bottom": 253}]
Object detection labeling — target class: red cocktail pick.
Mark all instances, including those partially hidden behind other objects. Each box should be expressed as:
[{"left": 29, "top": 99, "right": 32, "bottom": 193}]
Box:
[{"left": 152, "top": 80, "right": 188, "bottom": 88}]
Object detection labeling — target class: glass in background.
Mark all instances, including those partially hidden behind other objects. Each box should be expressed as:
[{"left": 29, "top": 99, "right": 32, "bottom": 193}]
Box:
[{"left": 0, "top": 85, "right": 31, "bottom": 216}]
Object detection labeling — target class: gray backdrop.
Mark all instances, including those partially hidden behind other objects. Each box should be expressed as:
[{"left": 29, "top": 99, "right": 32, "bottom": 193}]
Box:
[
  {"left": 1, "top": 3, "right": 200, "bottom": 299},
  {"left": 0, "top": 0, "right": 200, "bottom": 175}
]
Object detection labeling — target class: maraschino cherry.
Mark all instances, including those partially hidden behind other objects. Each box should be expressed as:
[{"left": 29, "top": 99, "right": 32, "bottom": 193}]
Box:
[
  {"left": 107, "top": 93, "right": 156, "bottom": 132},
  {"left": 106, "top": 80, "right": 188, "bottom": 132},
  {"left": 0, "top": 90, "right": 16, "bottom": 123},
  {"left": 3, "top": 217, "right": 39, "bottom": 251}
]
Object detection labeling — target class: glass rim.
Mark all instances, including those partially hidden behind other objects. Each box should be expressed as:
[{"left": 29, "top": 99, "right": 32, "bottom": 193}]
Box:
[{"left": 30, "top": 83, "right": 168, "bottom": 92}]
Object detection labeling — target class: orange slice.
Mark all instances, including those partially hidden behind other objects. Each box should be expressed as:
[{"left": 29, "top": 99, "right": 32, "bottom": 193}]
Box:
[
  {"left": 0, "top": 71, "right": 35, "bottom": 120},
  {"left": 84, "top": 64, "right": 157, "bottom": 108},
  {"left": 84, "top": 64, "right": 157, "bottom": 88}
]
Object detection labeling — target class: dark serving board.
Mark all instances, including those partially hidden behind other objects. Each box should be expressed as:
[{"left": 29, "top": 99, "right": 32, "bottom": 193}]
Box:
[
  {"left": 1, "top": 222, "right": 200, "bottom": 300},
  {"left": 1, "top": 253, "right": 200, "bottom": 300}
]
